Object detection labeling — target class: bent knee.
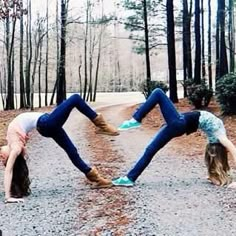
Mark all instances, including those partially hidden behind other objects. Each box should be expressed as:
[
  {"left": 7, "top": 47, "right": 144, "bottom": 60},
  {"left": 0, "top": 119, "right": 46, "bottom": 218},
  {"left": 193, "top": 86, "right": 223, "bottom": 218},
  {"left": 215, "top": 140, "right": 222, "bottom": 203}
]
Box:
[
  {"left": 70, "top": 94, "right": 81, "bottom": 100},
  {"left": 153, "top": 88, "right": 164, "bottom": 94}
]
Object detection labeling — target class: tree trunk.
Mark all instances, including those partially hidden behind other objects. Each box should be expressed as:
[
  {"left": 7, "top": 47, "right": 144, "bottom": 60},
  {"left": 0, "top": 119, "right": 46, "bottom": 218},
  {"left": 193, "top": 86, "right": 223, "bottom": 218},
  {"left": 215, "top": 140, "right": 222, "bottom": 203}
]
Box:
[
  {"left": 6, "top": 18, "right": 16, "bottom": 110},
  {"left": 25, "top": 0, "right": 32, "bottom": 107},
  {"left": 38, "top": 38, "right": 43, "bottom": 108},
  {"left": 19, "top": 4, "right": 26, "bottom": 109},
  {"left": 83, "top": 0, "right": 89, "bottom": 100},
  {"left": 31, "top": 20, "right": 43, "bottom": 110},
  {"left": 143, "top": 0, "right": 151, "bottom": 96},
  {"left": 182, "top": 0, "right": 188, "bottom": 97},
  {"left": 57, "top": 0, "right": 67, "bottom": 105},
  {"left": 186, "top": 0, "right": 193, "bottom": 80},
  {"left": 45, "top": 0, "right": 49, "bottom": 106},
  {"left": 93, "top": 41, "right": 101, "bottom": 102},
  {"left": 219, "top": 0, "right": 228, "bottom": 78},
  {"left": 183, "top": 0, "right": 193, "bottom": 97},
  {"left": 208, "top": 0, "right": 212, "bottom": 88},
  {"left": 194, "top": 0, "right": 201, "bottom": 84},
  {"left": 201, "top": 0, "right": 206, "bottom": 78},
  {"left": 93, "top": 0, "right": 104, "bottom": 102},
  {"left": 167, "top": 0, "right": 178, "bottom": 102},
  {"left": 228, "top": 0, "right": 235, "bottom": 72},
  {"left": 78, "top": 60, "right": 83, "bottom": 96},
  {"left": 86, "top": 9, "right": 94, "bottom": 102},
  {"left": 50, "top": 0, "right": 60, "bottom": 105},
  {"left": 215, "top": 0, "right": 220, "bottom": 80}
]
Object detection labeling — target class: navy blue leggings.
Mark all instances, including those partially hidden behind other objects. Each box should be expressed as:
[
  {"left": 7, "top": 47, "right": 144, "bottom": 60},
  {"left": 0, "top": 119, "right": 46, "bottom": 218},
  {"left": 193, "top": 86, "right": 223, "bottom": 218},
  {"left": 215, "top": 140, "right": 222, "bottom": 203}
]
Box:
[
  {"left": 127, "top": 89, "right": 187, "bottom": 181},
  {"left": 37, "top": 94, "right": 97, "bottom": 174}
]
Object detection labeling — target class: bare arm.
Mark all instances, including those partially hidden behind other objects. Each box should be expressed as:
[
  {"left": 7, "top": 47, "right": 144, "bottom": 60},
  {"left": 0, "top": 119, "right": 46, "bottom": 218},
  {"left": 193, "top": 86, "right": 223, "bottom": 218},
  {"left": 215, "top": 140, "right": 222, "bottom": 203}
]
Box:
[
  {"left": 4, "top": 147, "right": 21, "bottom": 200},
  {"left": 218, "top": 135, "right": 236, "bottom": 189},
  {"left": 218, "top": 135, "right": 236, "bottom": 164}
]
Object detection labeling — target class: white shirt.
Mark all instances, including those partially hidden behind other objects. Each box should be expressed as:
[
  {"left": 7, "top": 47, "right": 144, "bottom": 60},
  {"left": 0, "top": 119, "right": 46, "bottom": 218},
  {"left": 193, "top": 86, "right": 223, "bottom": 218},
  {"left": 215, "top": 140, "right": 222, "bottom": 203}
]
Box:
[{"left": 12, "top": 112, "right": 44, "bottom": 134}]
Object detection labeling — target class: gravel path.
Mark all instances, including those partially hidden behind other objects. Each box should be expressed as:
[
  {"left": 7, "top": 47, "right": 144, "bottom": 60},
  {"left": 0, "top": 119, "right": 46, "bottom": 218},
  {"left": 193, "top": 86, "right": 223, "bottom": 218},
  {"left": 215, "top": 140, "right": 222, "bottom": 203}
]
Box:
[
  {"left": 0, "top": 110, "right": 95, "bottom": 236},
  {"left": 1, "top": 99, "right": 236, "bottom": 235},
  {"left": 102, "top": 104, "right": 236, "bottom": 236}
]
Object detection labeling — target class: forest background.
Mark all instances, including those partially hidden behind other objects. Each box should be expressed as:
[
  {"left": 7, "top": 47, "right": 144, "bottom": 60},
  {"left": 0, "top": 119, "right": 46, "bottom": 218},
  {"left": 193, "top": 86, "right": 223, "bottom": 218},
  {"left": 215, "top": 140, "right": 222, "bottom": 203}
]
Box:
[{"left": 0, "top": 0, "right": 234, "bottom": 112}]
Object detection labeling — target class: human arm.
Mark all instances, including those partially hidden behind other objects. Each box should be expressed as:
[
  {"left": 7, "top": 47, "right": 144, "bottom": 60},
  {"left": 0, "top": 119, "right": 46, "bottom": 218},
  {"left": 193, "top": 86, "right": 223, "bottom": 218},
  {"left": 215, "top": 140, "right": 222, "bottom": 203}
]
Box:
[
  {"left": 218, "top": 135, "right": 236, "bottom": 163},
  {"left": 4, "top": 197, "right": 24, "bottom": 203},
  {"left": 218, "top": 135, "right": 236, "bottom": 188},
  {"left": 4, "top": 146, "right": 21, "bottom": 201}
]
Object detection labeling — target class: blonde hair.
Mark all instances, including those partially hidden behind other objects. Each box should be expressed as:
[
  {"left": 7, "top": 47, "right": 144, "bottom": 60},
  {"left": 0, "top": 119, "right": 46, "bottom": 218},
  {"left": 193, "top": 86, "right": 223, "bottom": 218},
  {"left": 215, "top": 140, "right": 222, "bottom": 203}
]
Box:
[{"left": 205, "top": 143, "right": 232, "bottom": 186}]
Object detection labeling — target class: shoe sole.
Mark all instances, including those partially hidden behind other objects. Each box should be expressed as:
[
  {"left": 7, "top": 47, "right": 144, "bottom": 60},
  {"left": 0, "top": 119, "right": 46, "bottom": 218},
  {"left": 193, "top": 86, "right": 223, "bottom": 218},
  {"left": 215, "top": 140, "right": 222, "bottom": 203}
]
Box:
[
  {"left": 118, "top": 126, "right": 141, "bottom": 131},
  {"left": 90, "top": 183, "right": 113, "bottom": 189},
  {"left": 95, "top": 130, "right": 120, "bottom": 136},
  {"left": 112, "top": 184, "right": 134, "bottom": 187},
  {"left": 112, "top": 182, "right": 134, "bottom": 187}
]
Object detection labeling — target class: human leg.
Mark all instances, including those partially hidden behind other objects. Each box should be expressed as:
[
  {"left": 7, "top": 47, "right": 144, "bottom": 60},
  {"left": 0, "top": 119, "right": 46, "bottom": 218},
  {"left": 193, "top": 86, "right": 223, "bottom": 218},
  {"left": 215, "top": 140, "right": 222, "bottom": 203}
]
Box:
[
  {"left": 118, "top": 88, "right": 181, "bottom": 131},
  {"left": 47, "top": 94, "right": 97, "bottom": 128},
  {"left": 133, "top": 88, "right": 180, "bottom": 124},
  {"left": 47, "top": 94, "right": 119, "bottom": 136},
  {"left": 51, "top": 128, "right": 111, "bottom": 187},
  {"left": 113, "top": 119, "right": 186, "bottom": 186},
  {"left": 51, "top": 128, "right": 92, "bottom": 173},
  {"left": 128, "top": 125, "right": 175, "bottom": 181}
]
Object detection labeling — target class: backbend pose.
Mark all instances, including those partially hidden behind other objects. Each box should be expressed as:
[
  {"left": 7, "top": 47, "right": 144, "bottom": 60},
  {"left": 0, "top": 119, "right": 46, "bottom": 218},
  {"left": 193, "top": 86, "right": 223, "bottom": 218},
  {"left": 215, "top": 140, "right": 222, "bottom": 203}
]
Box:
[
  {"left": 112, "top": 88, "right": 236, "bottom": 187},
  {"left": 0, "top": 94, "right": 119, "bottom": 203}
]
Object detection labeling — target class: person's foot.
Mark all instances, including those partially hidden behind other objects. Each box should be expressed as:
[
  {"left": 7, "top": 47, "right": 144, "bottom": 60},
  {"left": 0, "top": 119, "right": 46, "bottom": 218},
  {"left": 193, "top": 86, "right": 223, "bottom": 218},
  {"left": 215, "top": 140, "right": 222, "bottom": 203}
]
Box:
[
  {"left": 118, "top": 119, "right": 141, "bottom": 131},
  {"left": 112, "top": 176, "right": 134, "bottom": 187},
  {"left": 92, "top": 113, "right": 119, "bottom": 136},
  {"left": 228, "top": 182, "right": 236, "bottom": 188},
  {"left": 86, "top": 167, "right": 112, "bottom": 188}
]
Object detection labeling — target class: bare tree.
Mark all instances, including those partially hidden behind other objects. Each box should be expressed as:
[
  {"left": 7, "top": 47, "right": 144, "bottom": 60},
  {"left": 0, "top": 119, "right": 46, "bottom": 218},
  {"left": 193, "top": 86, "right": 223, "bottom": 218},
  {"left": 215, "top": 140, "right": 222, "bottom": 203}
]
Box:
[
  {"left": 208, "top": 0, "right": 212, "bottom": 88},
  {"left": 182, "top": 0, "right": 193, "bottom": 97},
  {"left": 83, "top": 0, "right": 90, "bottom": 100},
  {"left": 215, "top": 0, "right": 220, "bottom": 80},
  {"left": 30, "top": 15, "right": 46, "bottom": 110},
  {"left": 167, "top": 0, "right": 178, "bottom": 102},
  {"left": 228, "top": 0, "right": 235, "bottom": 72},
  {"left": 86, "top": 2, "right": 95, "bottom": 101},
  {"left": 201, "top": 0, "right": 206, "bottom": 78},
  {"left": 19, "top": 0, "right": 27, "bottom": 108},
  {"left": 143, "top": 0, "right": 151, "bottom": 95},
  {"left": 56, "top": 0, "right": 69, "bottom": 105},
  {"left": 45, "top": 0, "right": 49, "bottom": 106},
  {"left": 0, "top": 0, "right": 24, "bottom": 109},
  {"left": 38, "top": 34, "right": 43, "bottom": 108},
  {"left": 218, "top": 0, "right": 228, "bottom": 78},
  {"left": 194, "top": 0, "right": 201, "bottom": 84},
  {"left": 50, "top": 0, "right": 59, "bottom": 105},
  {"left": 25, "top": 0, "right": 32, "bottom": 107}
]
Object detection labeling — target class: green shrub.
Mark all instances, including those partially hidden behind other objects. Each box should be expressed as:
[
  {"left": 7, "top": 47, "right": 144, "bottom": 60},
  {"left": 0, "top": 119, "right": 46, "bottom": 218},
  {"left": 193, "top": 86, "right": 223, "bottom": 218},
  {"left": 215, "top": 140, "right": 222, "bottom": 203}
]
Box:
[
  {"left": 184, "top": 79, "right": 213, "bottom": 109},
  {"left": 216, "top": 73, "right": 236, "bottom": 115},
  {"left": 139, "top": 80, "right": 169, "bottom": 99}
]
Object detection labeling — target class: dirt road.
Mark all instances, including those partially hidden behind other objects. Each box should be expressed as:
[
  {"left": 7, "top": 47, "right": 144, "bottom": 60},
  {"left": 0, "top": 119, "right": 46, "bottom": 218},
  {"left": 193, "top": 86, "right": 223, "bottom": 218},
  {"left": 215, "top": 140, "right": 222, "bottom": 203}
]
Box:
[
  {"left": 1, "top": 99, "right": 236, "bottom": 235},
  {"left": 87, "top": 104, "right": 236, "bottom": 236}
]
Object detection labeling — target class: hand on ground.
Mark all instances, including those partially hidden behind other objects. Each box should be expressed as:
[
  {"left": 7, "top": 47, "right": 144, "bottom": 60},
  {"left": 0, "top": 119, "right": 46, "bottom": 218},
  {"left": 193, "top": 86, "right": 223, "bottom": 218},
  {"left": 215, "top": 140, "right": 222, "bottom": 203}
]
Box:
[
  {"left": 228, "top": 182, "right": 236, "bottom": 189},
  {"left": 5, "top": 197, "right": 24, "bottom": 204}
]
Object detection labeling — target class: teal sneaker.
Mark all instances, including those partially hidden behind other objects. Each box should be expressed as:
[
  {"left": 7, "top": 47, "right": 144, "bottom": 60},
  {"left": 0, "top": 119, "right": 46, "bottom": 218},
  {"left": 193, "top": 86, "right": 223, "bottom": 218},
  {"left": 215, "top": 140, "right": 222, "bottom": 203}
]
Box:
[
  {"left": 112, "top": 176, "right": 134, "bottom": 187},
  {"left": 118, "top": 119, "right": 141, "bottom": 131}
]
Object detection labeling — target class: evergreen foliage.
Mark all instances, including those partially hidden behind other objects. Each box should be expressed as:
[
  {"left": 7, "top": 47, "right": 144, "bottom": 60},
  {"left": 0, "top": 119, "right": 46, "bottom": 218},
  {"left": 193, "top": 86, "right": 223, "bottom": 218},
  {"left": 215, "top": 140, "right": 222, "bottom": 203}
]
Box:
[
  {"left": 184, "top": 79, "right": 213, "bottom": 109},
  {"left": 216, "top": 73, "right": 236, "bottom": 115},
  {"left": 139, "top": 80, "right": 168, "bottom": 99}
]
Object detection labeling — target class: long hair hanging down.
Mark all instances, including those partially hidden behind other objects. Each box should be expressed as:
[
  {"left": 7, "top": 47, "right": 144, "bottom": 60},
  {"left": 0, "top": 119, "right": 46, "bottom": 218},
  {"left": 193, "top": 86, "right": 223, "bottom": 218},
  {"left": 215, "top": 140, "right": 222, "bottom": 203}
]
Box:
[
  {"left": 11, "top": 153, "right": 31, "bottom": 198},
  {"left": 205, "top": 143, "right": 232, "bottom": 186}
]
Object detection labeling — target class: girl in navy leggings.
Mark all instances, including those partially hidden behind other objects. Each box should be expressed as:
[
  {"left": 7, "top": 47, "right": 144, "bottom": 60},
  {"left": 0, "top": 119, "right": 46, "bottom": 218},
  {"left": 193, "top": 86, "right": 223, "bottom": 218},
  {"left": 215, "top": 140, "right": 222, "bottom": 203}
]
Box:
[
  {"left": 0, "top": 94, "right": 119, "bottom": 203},
  {"left": 112, "top": 88, "right": 236, "bottom": 187}
]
